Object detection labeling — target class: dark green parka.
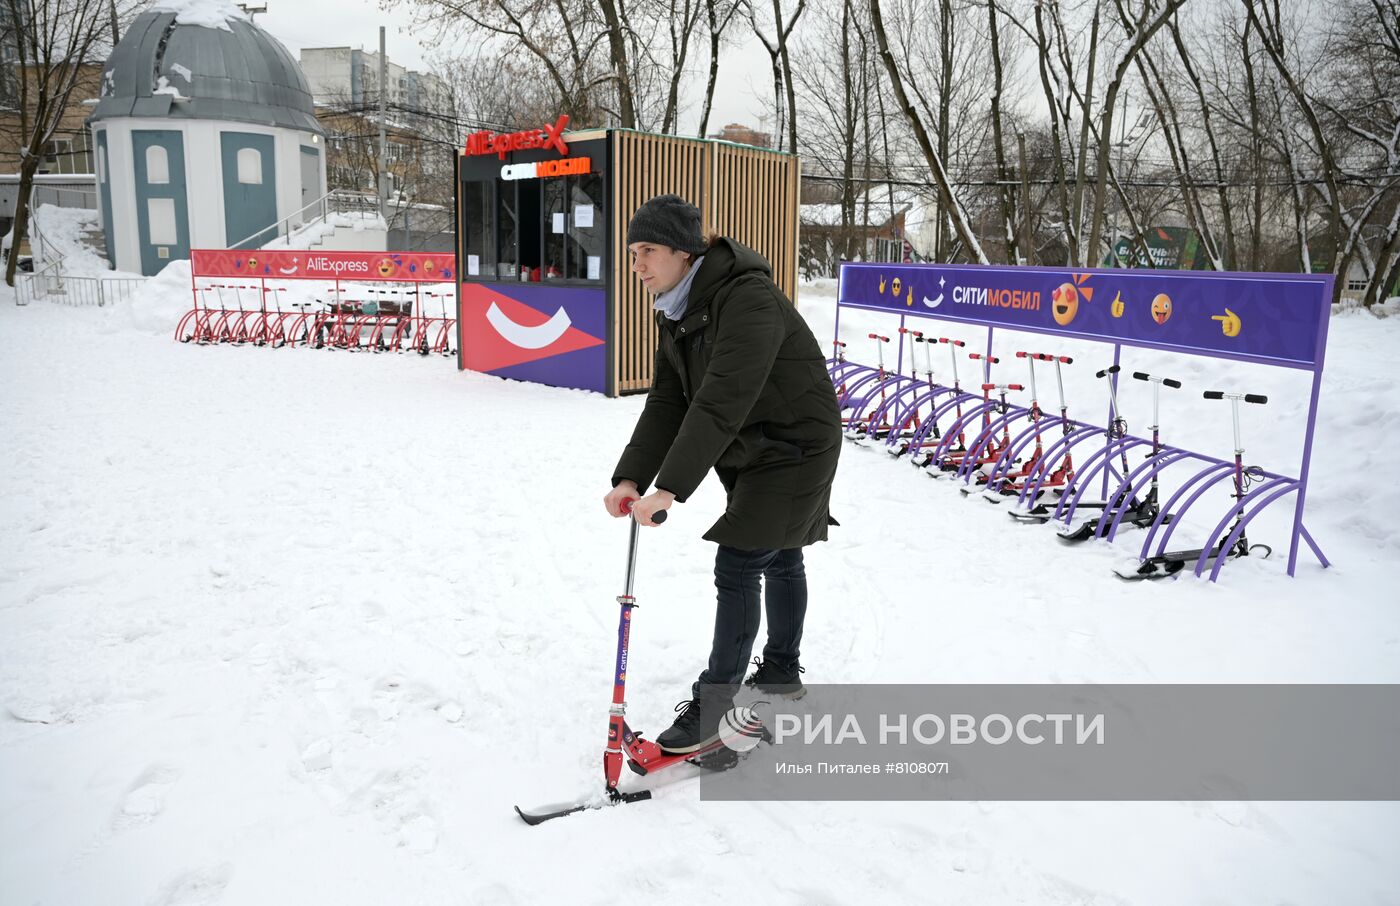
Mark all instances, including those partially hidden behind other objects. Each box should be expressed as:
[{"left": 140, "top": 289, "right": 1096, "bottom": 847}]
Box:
[{"left": 612, "top": 237, "right": 841, "bottom": 550}]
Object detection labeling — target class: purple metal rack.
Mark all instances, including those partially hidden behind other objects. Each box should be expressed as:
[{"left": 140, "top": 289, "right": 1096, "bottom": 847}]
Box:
[{"left": 832, "top": 261, "right": 1333, "bottom": 580}]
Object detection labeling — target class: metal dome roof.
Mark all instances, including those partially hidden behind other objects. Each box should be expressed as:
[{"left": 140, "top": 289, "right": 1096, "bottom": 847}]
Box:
[{"left": 89, "top": 11, "right": 323, "bottom": 134}]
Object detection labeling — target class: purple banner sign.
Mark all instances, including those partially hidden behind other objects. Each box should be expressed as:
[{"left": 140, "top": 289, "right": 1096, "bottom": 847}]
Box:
[{"left": 839, "top": 263, "right": 1332, "bottom": 369}]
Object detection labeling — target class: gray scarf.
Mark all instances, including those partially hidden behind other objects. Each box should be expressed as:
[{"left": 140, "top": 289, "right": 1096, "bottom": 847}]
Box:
[{"left": 653, "top": 255, "right": 705, "bottom": 321}]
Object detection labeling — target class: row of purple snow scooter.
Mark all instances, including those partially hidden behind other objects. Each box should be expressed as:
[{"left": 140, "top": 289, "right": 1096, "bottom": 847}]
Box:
[{"left": 830, "top": 332, "right": 1274, "bottom": 580}]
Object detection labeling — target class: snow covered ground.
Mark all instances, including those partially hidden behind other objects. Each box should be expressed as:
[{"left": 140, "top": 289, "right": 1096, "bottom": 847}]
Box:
[{"left": 2, "top": 278, "right": 1398, "bottom": 905}]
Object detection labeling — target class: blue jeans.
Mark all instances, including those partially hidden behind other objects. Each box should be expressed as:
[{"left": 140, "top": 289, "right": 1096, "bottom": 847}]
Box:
[{"left": 697, "top": 545, "right": 807, "bottom": 694}]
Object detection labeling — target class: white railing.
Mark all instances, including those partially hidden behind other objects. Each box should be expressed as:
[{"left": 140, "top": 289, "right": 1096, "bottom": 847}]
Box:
[
  {"left": 15, "top": 264, "right": 144, "bottom": 307},
  {"left": 228, "top": 189, "right": 383, "bottom": 250}
]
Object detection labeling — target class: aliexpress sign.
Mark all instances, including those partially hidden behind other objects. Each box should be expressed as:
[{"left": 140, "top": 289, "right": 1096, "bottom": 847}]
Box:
[{"left": 464, "top": 115, "right": 570, "bottom": 160}]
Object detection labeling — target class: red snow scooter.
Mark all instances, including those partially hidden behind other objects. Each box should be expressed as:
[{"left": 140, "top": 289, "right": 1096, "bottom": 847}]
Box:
[{"left": 515, "top": 502, "right": 771, "bottom": 826}]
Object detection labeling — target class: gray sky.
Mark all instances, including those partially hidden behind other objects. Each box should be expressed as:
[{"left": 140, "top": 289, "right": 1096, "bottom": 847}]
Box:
[{"left": 251, "top": 3, "right": 776, "bottom": 137}]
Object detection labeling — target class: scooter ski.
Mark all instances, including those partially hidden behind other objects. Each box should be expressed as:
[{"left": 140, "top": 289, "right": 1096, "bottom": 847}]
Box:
[
  {"left": 515, "top": 504, "right": 770, "bottom": 825},
  {"left": 1057, "top": 368, "right": 1180, "bottom": 541},
  {"left": 1117, "top": 389, "right": 1273, "bottom": 580}
]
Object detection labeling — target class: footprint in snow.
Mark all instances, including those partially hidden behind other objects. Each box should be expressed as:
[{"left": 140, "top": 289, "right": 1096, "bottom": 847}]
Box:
[
  {"left": 150, "top": 863, "right": 233, "bottom": 906},
  {"left": 114, "top": 765, "right": 181, "bottom": 831}
]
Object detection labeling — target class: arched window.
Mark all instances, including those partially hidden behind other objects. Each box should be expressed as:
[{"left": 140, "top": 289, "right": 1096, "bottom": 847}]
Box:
[
  {"left": 145, "top": 145, "right": 169, "bottom": 184},
  {"left": 237, "top": 147, "right": 262, "bottom": 184}
]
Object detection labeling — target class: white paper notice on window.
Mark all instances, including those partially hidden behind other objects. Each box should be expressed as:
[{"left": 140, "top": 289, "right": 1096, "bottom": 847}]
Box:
[
  {"left": 574, "top": 204, "right": 594, "bottom": 228},
  {"left": 587, "top": 255, "right": 601, "bottom": 280},
  {"left": 552, "top": 212, "right": 565, "bottom": 234},
  {"left": 467, "top": 254, "right": 480, "bottom": 276}
]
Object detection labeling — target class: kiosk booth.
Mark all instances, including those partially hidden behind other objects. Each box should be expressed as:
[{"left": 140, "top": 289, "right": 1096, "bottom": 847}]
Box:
[{"left": 454, "top": 120, "right": 800, "bottom": 396}]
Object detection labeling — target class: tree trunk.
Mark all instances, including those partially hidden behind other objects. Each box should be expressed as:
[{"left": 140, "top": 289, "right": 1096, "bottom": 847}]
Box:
[
  {"left": 868, "top": 0, "right": 987, "bottom": 264},
  {"left": 597, "top": 0, "right": 636, "bottom": 127}
]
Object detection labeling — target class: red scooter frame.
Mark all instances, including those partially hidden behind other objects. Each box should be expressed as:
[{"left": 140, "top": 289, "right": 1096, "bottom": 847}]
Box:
[{"left": 515, "top": 503, "right": 765, "bottom": 825}]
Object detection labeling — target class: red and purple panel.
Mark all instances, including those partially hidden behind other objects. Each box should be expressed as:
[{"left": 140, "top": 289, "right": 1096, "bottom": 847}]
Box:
[{"left": 460, "top": 282, "right": 607, "bottom": 394}]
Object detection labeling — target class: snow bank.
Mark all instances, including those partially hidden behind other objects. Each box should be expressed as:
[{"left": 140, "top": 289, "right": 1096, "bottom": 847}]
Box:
[{"left": 25, "top": 204, "right": 131, "bottom": 278}]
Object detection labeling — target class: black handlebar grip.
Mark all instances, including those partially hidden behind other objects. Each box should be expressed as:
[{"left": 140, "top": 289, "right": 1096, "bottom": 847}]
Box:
[
  {"left": 1203, "top": 390, "right": 1224, "bottom": 400},
  {"left": 1132, "top": 371, "right": 1149, "bottom": 381},
  {"left": 1245, "top": 394, "right": 1268, "bottom": 405},
  {"left": 1164, "top": 379, "right": 1182, "bottom": 389},
  {"left": 652, "top": 510, "right": 668, "bottom": 524}
]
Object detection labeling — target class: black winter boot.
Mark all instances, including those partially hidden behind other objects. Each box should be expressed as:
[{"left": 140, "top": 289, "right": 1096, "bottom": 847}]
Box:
[
  {"left": 743, "top": 656, "right": 807, "bottom": 700},
  {"left": 655, "top": 683, "right": 735, "bottom": 754}
]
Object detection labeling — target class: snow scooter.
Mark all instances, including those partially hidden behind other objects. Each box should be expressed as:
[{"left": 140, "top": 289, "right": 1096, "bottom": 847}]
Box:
[
  {"left": 990, "top": 353, "right": 1076, "bottom": 505},
  {"left": 843, "top": 333, "right": 894, "bottom": 439},
  {"left": 957, "top": 380, "right": 1024, "bottom": 492},
  {"left": 1008, "top": 364, "right": 1142, "bottom": 527},
  {"left": 928, "top": 352, "right": 999, "bottom": 476},
  {"left": 912, "top": 338, "right": 967, "bottom": 468},
  {"left": 1116, "top": 389, "right": 1273, "bottom": 580},
  {"left": 1056, "top": 366, "right": 1180, "bottom": 541},
  {"left": 887, "top": 332, "right": 943, "bottom": 457},
  {"left": 515, "top": 503, "right": 769, "bottom": 826},
  {"left": 977, "top": 350, "right": 1051, "bottom": 500}
]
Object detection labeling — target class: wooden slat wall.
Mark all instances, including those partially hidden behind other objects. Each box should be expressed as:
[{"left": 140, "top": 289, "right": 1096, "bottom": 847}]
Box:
[{"left": 612, "top": 131, "right": 799, "bottom": 395}]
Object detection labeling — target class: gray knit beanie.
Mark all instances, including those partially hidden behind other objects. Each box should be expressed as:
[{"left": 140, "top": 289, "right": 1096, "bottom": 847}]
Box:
[{"left": 626, "top": 194, "right": 707, "bottom": 255}]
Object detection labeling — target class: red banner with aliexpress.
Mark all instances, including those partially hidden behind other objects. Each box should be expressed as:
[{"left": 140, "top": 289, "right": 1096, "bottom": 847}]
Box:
[{"left": 190, "top": 249, "right": 456, "bottom": 283}]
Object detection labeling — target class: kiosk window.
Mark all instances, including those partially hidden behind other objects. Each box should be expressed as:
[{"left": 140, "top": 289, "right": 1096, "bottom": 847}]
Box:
[
  {"left": 567, "top": 173, "right": 604, "bottom": 281},
  {"left": 543, "top": 177, "right": 566, "bottom": 280},
  {"left": 517, "top": 178, "right": 542, "bottom": 280},
  {"left": 497, "top": 179, "right": 519, "bottom": 278},
  {"left": 463, "top": 180, "right": 493, "bottom": 276}
]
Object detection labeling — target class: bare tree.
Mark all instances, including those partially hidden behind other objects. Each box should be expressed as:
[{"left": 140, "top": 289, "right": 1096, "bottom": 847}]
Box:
[
  {"left": 4, "top": 0, "right": 125, "bottom": 286},
  {"left": 697, "top": 0, "right": 743, "bottom": 137},
  {"left": 749, "top": 0, "right": 806, "bottom": 153}
]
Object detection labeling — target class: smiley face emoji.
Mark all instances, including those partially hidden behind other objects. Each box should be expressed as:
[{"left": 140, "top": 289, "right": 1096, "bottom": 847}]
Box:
[
  {"left": 892, "top": 277, "right": 902, "bottom": 298},
  {"left": 377, "top": 258, "right": 395, "bottom": 277},
  {"left": 1151, "top": 293, "right": 1173, "bottom": 325},
  {"left": 247, "top": 256, "right": 258, "bottom": 270},
  {"left": 1052, "top": 282, "right": 1080, "bottom": 326},
  {"left": 423, "top": 259, "right": 436, "bottom": 274}
]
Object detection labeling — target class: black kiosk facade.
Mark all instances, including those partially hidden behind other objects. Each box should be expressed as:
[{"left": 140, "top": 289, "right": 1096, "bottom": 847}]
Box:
[{"left": 455, "top": 121, "right": 800, "bottom": 396}]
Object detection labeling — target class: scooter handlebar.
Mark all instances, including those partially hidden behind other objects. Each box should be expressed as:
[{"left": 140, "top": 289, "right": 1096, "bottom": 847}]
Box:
[
  {"left": 1246, "top": 393, "right": 1268, "bottom": 405},
  {"left": 969, "top": 353, "right": 999, "bottom": 363},
  {"left": 940, "top": 338, "right": 966, "bottom": 347},
  {"left": 1015, "top": 351, "right": 1029, "bottom": 358},
  {"left": 899, "top": 327, "right": 923, "bottom": 338},
  {"left": 868, "top": 333, "right": 890, "bottom": 342},
  {"left": 1096, "top": 365, "right": 1121, "bottom": 378},
  {"left": 620, "top": 499, "right": 668, "bottom": 524}
]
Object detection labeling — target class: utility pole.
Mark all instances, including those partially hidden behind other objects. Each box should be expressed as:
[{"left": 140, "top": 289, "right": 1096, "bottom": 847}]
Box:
[
  {"left": 378, "top": 25, "right": 388, "bottom": 223},
  {"left": 1016, "top": 131, "right": 1033, "bottom": 265}
]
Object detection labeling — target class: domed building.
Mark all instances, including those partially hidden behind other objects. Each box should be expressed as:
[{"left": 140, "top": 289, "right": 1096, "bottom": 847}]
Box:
[{"left": 88, "top": 5, "right": 325, "bottom": 275}]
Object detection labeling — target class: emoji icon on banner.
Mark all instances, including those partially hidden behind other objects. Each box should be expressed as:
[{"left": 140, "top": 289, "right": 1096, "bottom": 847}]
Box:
[
  {"left": 1211, "top": 308, "right": 1242, "bottom": 337},
  {"left": 247, "top": 256, "right": 258, "bottom": 270},
  {"left": 1052, "top": 282, "right": 1080, "bottom": 326},
  {"left": 1111, "top": 291, "right": 1125, "bottom": 318},
  {"left": 906, "top": 286, "right": 914, "bottom": 307},
  {"left": 892, "top": 277, "right": 902, "bottom": 298},
  {"left": 378, "top": 258, "right": 395, "bottom": 277},
  {"left": 1151, "top": 293, "right": 1173, "bottom": 325},
  {"left": 879, "top": 276, "right": 887, "bottom": 294}
]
